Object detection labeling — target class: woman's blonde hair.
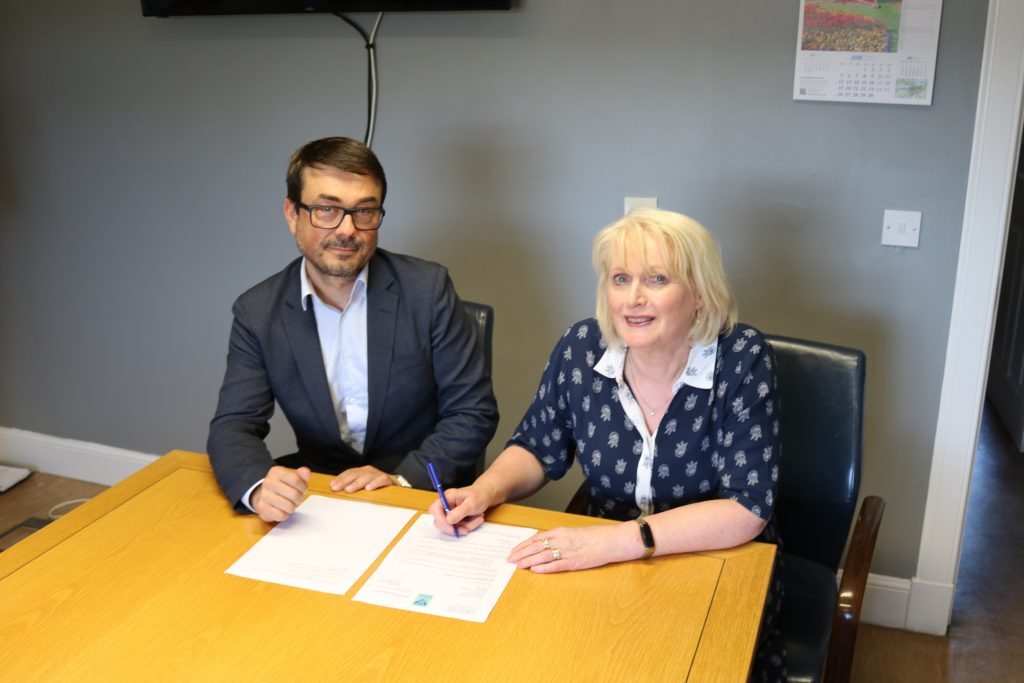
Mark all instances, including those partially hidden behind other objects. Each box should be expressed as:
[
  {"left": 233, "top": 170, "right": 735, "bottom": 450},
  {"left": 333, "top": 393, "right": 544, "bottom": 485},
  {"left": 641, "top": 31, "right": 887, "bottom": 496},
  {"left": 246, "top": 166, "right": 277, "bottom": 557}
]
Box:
[{"left": 593, "top": 208, "right": 737, "bottom": 348}]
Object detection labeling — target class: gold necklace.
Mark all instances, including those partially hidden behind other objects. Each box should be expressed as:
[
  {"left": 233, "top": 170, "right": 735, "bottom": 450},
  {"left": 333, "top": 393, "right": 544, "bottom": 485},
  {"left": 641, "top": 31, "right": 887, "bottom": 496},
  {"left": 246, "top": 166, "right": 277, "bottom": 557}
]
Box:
[
  {"left": 634, "top": 391, "right": 669, "bottom": 417},
  {"left": 625, "top": 364, "right": 672, "bottom": 417}
]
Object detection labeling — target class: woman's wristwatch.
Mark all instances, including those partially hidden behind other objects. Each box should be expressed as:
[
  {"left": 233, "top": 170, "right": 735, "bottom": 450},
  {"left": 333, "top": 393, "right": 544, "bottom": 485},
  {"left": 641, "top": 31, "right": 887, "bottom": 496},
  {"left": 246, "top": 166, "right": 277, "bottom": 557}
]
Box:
[{"left": 635, "top": 517, "right": 656, "bottom": 559}]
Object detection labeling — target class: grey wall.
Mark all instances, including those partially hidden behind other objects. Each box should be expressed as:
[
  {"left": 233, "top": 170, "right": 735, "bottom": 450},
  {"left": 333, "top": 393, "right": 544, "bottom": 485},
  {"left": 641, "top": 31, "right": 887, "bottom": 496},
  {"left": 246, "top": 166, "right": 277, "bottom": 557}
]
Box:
[{"left": 0, "top": 1, "right": 988, "bottom": 579}]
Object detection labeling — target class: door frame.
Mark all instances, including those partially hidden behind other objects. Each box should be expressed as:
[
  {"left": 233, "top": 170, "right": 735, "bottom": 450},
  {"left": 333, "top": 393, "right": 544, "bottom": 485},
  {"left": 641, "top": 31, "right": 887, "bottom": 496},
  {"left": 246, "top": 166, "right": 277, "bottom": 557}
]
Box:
[{"left": 909, "top": 0, "right": 1024, "bottom": 635}]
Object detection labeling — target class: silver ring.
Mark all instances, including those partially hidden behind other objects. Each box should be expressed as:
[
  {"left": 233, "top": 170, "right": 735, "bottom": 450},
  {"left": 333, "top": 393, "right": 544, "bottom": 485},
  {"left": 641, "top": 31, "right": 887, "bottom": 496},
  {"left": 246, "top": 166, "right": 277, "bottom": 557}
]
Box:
[
  {"left": 542, "top": 537, "right": 551, "bottom": 550},
  {"left": 551, "top": 548, "right": 562, "bottom": 561}
]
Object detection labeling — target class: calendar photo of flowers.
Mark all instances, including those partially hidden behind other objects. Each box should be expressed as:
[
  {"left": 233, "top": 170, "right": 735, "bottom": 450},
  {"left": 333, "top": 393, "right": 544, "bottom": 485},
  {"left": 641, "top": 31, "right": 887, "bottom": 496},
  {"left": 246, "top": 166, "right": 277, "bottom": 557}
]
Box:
[{"left": 801, "top": 1, "right": 903, "bottom": 53}]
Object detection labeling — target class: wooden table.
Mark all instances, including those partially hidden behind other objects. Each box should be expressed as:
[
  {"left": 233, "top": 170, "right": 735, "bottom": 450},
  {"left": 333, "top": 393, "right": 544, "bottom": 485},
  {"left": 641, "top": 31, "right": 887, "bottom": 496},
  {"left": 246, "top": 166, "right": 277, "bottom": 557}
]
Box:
[{"left": 0, "top": 450, "right": 774, "bottom": 681}]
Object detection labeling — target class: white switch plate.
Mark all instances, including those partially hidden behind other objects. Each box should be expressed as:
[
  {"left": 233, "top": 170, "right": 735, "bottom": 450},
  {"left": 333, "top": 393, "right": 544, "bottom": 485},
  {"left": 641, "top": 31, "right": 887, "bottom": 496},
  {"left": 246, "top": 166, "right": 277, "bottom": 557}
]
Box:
[
  {"left": 881, "top": 209, "right": 921, "bottom": 248},
  {"left": 625, "top": 196, "right": 658, "bottom": 214}
]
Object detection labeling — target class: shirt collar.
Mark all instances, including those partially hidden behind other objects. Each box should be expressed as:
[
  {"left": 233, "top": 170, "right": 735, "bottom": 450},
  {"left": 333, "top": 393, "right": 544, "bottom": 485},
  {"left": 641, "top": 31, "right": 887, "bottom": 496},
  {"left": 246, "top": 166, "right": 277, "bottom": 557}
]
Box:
[
  {"left": 595, "top": 338, "right": 717, "bottom": 391},
  {"left": 299, "top": 257, "right": 369, "bottom": 312}
]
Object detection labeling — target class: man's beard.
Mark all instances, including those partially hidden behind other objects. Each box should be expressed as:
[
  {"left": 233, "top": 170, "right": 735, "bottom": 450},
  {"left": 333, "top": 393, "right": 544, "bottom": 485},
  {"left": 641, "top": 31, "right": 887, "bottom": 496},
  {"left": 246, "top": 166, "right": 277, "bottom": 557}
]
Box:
[{"left": 306, "top": 235, "right": 369, "bottom": 278}]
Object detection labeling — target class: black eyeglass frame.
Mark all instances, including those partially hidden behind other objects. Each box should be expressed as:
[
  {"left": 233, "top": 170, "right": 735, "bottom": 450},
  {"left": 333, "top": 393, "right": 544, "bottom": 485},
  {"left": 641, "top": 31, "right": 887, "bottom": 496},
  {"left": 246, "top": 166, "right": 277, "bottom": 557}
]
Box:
[{"left": 295, "top": 201, "right": 386, "bottom": 231}]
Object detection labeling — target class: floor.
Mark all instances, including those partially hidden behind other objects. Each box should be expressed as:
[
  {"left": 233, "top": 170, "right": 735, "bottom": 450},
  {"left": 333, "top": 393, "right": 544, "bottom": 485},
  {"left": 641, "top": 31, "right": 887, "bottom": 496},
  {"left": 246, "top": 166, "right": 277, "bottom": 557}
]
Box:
[
  {"left": 0, "top": 470, "right": 106, "bottom": 551},
  {"left": 850, "top": 402, "right": 1024, "bottom": 682},
  {"left": 1, "top": 404, "right": 1022, "bottom": 680}
]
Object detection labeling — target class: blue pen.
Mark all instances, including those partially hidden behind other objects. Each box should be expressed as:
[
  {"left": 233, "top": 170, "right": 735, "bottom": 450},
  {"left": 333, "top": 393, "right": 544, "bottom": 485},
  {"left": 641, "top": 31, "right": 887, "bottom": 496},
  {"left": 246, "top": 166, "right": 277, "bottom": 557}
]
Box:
[{"left": 426, "top": 460, "right": 460, "bottom": 538}]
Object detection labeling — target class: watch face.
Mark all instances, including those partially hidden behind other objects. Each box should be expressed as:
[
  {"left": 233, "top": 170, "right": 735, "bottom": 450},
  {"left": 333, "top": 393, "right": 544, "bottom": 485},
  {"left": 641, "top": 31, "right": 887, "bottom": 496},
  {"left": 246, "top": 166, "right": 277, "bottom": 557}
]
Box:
[{"left": 638, "top": 519, "right": 655, "bottom": 549}]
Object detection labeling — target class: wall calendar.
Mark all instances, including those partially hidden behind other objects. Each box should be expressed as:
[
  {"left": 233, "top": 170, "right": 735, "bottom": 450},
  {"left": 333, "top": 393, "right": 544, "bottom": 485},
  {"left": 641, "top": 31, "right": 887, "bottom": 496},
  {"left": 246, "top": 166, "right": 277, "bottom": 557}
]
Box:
[{"left": 793, "top": 0, "right": 943, "bottom": 106}]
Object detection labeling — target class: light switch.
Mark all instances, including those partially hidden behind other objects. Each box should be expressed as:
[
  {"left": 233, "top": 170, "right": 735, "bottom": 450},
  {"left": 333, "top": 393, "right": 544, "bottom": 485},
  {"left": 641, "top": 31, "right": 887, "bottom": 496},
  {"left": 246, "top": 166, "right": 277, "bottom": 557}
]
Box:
[
  {"left": 882, "top": 210, "right": 921, "bottom": 248},
  {"left": 625, "top": 196, "right": 658, "bottom": 214}
]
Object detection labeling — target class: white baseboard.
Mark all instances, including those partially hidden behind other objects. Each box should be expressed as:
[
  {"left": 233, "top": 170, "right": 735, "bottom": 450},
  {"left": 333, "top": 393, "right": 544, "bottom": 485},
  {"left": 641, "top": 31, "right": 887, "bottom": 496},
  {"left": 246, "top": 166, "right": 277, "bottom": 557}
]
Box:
[
  {"left": 0, "top": 427, "right": 158, "bottom": 486},
  {"left": 836, "top": 570, "right": 912, "bottom": 629},
  {"left": 861, "top": 574, "right": 913, "bottom": 629},
  {"left": 905, "top": 577, "right": 955, "bottom": 635}
]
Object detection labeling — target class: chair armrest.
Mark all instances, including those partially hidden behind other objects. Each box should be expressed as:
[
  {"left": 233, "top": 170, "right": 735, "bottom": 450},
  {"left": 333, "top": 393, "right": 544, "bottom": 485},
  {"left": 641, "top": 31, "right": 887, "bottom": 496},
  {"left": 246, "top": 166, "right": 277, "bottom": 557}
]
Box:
[{"left": 824, "top": 495, "right": 886, "bottom": 683}]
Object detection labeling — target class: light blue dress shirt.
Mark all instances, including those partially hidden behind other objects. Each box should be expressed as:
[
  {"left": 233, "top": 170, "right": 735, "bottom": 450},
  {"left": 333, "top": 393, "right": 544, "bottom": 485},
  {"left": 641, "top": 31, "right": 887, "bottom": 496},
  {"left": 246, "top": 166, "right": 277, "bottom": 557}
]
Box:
[{"left": 300, "top": 258, "right": 370, "bottom": 453}]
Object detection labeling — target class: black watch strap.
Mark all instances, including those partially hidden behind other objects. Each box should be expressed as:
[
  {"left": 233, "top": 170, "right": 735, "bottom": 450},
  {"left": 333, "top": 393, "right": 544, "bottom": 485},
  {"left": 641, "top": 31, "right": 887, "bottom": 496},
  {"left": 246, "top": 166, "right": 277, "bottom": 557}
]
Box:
[{"left": 636, "top": 517, "right": 656, "bottom": 559}]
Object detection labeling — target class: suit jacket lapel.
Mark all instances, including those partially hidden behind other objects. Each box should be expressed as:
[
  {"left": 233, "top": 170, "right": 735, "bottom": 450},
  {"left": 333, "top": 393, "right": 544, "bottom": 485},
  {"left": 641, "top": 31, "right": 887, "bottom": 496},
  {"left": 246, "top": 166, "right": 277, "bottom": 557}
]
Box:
[
  {"left": 364, "top": 252, "right": 398, "bottom": 452},
  {"left": 281, "top": 263, "right": 341, "bottom": 442}
]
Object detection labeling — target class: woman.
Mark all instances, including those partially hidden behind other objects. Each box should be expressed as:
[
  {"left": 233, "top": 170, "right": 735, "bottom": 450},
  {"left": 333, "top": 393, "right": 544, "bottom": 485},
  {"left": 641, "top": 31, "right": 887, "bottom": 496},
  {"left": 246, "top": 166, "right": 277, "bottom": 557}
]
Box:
[{"left": 431, "top": 208, "right": 783, "bottom": 678}]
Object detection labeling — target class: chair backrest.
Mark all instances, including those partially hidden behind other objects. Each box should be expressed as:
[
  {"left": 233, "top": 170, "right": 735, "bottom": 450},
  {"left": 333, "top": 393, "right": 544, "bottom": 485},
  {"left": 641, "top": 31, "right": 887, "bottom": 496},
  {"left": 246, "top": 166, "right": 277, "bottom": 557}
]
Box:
[
  {"left": 462, "top": 301, "right": 494, "bottom": 477},
  {"left": 462, "top": 301, "right": 494, "bottom": 377},
  {"left": 766, "top": 334, "right": 866, "bottom": 573}
]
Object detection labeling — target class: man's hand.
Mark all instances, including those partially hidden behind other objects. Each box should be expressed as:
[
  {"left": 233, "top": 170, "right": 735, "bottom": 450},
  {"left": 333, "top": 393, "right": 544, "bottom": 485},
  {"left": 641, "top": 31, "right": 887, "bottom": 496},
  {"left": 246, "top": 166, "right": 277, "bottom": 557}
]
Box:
[
  {"left": 251, "top": 466, "right": 311, "bottom": 523},
  {"left": 330, "top": 465, "right": 394, "bottom": 493}
]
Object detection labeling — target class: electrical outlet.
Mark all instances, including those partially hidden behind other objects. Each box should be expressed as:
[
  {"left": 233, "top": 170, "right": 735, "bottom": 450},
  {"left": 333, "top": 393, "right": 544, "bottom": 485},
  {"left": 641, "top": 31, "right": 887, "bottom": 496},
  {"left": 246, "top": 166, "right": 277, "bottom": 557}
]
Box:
[
  {"left": 624, "top": 196, "right": 658, "bottom": 214},
  {"left": 881, "top": 210, "right": 921, "bottom": 248}
]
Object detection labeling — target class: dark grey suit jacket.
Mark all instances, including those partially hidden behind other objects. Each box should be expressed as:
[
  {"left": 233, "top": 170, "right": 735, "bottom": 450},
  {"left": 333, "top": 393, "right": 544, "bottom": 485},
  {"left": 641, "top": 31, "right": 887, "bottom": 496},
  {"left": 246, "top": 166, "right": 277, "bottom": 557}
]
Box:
[{"left": 207, "top": 250, "right": 499, "bottom": 510}]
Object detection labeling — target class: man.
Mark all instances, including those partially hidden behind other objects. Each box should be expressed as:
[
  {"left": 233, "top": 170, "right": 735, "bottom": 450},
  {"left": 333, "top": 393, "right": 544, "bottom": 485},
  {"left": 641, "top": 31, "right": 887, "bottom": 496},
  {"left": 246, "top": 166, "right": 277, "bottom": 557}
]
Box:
[{"left": 208, "top": 136, "right": 498, "bottom": 523}]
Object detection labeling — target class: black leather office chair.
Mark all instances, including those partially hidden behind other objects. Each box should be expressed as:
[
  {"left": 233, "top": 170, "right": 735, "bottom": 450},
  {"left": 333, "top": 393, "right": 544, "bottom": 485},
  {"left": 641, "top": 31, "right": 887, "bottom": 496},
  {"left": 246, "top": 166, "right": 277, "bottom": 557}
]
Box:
[
  {"left": 462, "top": 301, "right": 494, "bottom": 477},
  {"left": 564, "top": 332, "right": 884, "bottom": 683},
  {"left": 462, "top": 301, "right": 494, "bottom": 378},
  {"left": 766, "top": 334, "right": 884, "bottom": 683}
]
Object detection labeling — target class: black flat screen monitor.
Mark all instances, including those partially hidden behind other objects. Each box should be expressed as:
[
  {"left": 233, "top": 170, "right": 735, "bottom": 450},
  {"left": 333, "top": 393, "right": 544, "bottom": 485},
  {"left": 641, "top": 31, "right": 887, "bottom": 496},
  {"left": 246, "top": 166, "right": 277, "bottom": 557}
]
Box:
[{"left": 142, "top": 1, "right": 511, "bottom": 15}]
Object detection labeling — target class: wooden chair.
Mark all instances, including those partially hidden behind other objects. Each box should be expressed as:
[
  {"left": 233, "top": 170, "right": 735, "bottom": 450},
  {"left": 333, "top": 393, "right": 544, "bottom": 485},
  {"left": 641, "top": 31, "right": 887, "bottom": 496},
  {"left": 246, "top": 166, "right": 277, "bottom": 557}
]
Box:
[{"left": 823, "top": 494, "right": 885, "bottom": 682}]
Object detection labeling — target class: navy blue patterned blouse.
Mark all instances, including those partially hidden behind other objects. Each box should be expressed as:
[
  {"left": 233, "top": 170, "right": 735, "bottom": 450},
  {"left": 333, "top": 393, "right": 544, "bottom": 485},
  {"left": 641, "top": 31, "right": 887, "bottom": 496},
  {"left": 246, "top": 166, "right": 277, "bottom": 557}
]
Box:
[{"left": 509, "top": 319, "right": 781, "bottom": 528}]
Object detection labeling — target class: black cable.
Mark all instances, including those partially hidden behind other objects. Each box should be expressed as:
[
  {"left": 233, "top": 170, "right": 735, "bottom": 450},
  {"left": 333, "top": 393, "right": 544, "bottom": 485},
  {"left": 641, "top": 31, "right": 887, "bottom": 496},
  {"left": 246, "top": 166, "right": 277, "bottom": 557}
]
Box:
[{"left": 333, "top": 12, "right": 384, "bottom": 148}]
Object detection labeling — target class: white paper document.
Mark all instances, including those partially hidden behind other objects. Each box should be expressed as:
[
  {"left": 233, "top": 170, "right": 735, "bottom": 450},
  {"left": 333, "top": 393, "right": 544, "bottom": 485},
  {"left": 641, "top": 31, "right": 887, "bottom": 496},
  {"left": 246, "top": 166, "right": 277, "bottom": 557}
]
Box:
[
  {"left": 354, "top": 514, "right": 536, "bottom": 623},
  {"left": 226, "top": 495, "right": 416, "bottom": 595}
]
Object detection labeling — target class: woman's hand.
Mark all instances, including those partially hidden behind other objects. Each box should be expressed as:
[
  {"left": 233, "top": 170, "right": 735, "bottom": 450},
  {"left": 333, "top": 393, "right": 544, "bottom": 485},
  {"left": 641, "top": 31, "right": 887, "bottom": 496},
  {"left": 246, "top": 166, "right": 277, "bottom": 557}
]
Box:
[
  {"left": 428, "top": 481, "right": 499, "bottom": 537},
  {"left": 429, "top": 446, "right": 548, "bottom": 537},
  {"left": 507, "top": 523, "right": 641, "bottom": 573}
]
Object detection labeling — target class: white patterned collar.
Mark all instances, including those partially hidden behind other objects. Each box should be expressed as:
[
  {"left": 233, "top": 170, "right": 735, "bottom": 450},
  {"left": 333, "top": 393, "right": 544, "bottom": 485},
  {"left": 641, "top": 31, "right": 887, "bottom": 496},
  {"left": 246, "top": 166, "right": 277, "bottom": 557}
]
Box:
[{"left": 595, "top": 338, "right": 717, "bottom": 391}]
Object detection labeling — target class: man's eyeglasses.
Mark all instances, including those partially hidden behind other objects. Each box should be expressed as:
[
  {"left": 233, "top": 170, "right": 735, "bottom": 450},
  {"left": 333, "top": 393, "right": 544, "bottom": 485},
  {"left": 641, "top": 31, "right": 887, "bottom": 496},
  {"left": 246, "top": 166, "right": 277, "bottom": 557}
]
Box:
[{"left": 296, "top": 202, "right": 385, "bottom": 231}]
